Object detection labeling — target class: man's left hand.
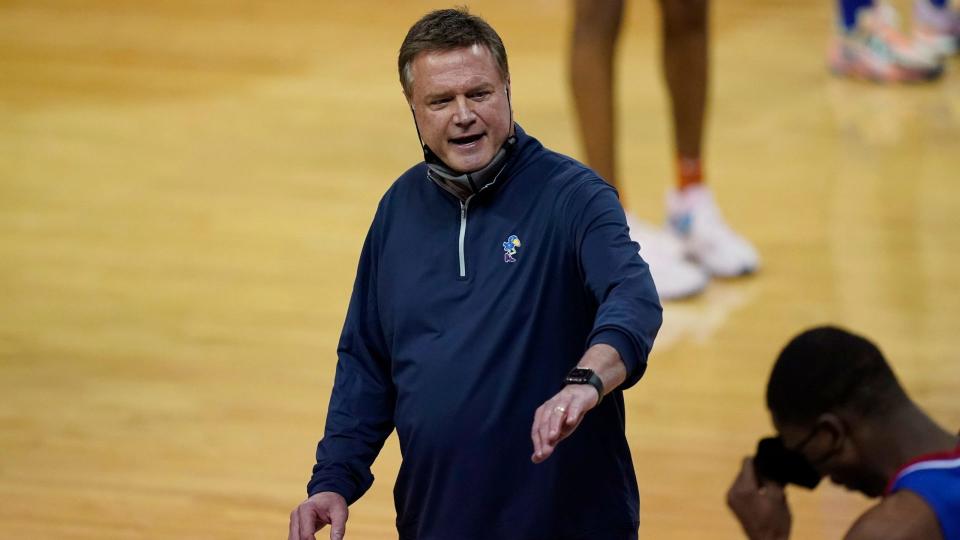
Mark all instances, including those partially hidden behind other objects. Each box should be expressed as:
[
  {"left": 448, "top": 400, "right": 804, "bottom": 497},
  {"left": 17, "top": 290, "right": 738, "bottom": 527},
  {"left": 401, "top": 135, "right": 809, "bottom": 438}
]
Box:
[{"left": 530, "top": 383, "right": 600, "bottom": 463}]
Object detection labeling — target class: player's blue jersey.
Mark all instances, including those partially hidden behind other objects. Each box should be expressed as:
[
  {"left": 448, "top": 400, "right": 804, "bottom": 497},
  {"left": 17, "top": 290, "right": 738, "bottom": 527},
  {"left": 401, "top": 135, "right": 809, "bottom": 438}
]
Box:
[{"left": 888, "top": 445, "right": 960, "bottom": 540}]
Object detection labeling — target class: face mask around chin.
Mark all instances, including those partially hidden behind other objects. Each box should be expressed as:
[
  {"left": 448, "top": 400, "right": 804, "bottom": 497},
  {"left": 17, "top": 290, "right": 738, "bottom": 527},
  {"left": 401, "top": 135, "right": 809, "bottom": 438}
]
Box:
[{"left": 424, "top": 135, "right": 517, "bottom": 197}]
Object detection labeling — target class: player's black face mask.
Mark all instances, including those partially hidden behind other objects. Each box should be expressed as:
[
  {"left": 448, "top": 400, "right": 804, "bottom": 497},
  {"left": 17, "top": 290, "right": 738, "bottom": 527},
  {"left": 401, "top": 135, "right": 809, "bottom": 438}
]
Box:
[
  {"left": 411, "top": 85, "right": 516, "bottom": 198},
  {"left": 753, "top": 436, "right": 823, "bottom": 489}
]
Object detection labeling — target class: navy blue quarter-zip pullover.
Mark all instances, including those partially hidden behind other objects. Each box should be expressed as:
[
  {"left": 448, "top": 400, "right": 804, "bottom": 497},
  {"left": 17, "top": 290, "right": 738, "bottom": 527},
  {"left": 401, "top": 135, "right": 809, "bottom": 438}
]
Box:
[{"left": 307, "top": 125, "right": 662, "bottom": 540}]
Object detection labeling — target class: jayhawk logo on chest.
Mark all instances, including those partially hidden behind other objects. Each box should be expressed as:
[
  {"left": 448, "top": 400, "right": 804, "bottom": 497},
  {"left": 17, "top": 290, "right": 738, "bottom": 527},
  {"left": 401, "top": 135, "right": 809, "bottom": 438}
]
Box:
[{"left": 502, "top": 234, "right": 521, "bottom": 263}]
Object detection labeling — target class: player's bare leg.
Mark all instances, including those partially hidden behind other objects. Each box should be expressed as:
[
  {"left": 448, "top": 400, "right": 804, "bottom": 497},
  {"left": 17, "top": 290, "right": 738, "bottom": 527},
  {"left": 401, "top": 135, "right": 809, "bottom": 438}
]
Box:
[
  {"left": 570, "top": 0, "right": 709, "bottom": 300},
  {"left": 570, "top": 0, "right": 623, "bottom": 186},
  {"left": 660, "top": 0, "right": 759, "bottom": 277}
]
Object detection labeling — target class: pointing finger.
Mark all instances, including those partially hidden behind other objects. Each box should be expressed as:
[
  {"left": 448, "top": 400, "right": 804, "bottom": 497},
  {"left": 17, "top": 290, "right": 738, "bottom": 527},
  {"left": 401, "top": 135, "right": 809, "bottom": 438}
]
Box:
[
  {"left": 289, "top": 510, "right": 299, "bottom": 540},
  {"left": 299, "top": 505, "right": 319, "bottom": 540},
  {"left": 531, "top": 406, "right": 544, "bottom": 461},
  {"left": 329, "top": 502, "right": 347, "bottom": 540}
]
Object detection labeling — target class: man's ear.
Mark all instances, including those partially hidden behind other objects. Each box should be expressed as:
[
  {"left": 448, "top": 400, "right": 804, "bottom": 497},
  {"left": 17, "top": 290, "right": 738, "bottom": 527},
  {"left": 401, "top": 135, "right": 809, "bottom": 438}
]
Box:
[{"left": 816, "top": 412, "right": 847, "bottom": 449}]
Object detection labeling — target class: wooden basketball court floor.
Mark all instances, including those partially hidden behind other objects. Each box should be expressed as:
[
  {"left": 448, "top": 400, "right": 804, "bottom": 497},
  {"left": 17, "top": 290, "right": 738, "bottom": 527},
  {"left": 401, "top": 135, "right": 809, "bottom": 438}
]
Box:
[{"left": 1, "top": 1, "right": 958, "bottom": 538}]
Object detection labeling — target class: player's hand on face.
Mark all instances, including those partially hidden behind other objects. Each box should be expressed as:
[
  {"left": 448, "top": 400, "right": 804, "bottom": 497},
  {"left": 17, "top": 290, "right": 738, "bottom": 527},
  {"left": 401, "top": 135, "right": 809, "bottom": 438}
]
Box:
[
  {"left": 288, "top": 492, "right": 348, "bottom": 540},
  {"left": 726, "top": 457, "right": 792, "bottom": 540},
  {"left": 530, "top": 383, "right": 600, "bottom": 464}
]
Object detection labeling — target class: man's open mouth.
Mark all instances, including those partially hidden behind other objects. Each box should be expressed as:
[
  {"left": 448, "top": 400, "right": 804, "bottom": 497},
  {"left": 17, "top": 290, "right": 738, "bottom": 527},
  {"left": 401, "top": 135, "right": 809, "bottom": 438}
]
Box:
[{"left": 450, "top": 133, "right": 484, "bottom": 146}]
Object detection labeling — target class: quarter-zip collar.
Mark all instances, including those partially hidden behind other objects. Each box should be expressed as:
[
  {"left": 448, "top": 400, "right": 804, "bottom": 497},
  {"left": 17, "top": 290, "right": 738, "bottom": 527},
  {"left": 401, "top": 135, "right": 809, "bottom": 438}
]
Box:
[{"left": 423, "top": 124, "right": 530, "bottom": 280}]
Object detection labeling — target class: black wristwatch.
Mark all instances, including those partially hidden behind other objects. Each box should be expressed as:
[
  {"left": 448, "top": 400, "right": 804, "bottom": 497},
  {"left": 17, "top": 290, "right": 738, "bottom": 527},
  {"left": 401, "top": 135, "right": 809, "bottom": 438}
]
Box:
[{"left": 564, "top": 367, "right": 604, "bottom": 404}]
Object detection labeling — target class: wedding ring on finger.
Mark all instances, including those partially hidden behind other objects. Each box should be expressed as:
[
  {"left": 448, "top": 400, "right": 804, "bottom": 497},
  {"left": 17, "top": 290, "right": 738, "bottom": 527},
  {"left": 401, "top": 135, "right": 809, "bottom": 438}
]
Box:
[{"left": 554, "top": 406, "right": 566, "bottom": 413}]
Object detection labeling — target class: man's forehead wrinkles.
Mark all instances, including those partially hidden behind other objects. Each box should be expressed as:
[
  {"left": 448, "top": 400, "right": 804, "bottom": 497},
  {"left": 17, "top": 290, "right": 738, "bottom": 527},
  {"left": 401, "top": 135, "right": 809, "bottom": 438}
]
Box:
[
  {"left": 431, "top": 75, "right": 492, "bottom": 91},
  {"left": 419, "top": 73, "right": 495, "bottom": 101}
]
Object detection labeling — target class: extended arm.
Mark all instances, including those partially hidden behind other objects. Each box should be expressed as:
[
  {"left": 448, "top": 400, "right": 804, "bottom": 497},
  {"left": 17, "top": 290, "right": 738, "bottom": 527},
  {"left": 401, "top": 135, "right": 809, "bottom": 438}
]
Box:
[{"left": 530, "top": 180, "right": 662, "bottom": 463}]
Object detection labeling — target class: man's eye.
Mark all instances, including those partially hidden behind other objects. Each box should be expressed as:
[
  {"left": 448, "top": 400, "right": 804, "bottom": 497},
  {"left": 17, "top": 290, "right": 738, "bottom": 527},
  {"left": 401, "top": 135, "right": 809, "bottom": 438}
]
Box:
[
  {"left": 469, "top": 91, "right": 491, "bottom": 100},
  {"left": 431, "top": 98, "right": 451, "bottom": 106}
]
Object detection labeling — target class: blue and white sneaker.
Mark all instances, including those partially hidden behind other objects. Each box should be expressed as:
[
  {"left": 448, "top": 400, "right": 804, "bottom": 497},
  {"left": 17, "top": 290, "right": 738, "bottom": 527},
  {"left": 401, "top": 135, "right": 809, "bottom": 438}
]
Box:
[
  {"left": 829, "top": 2, "right": 944, "bottom": 83},
  {"left": 667, "top": 185, "right": 760, "bottom": 278}
]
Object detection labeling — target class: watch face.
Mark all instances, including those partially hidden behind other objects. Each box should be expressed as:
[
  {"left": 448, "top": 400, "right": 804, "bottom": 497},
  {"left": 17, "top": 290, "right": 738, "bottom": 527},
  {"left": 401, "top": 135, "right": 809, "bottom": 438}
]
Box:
[{"left": 566, "top": 368, "right": 592, "bottom": 384}]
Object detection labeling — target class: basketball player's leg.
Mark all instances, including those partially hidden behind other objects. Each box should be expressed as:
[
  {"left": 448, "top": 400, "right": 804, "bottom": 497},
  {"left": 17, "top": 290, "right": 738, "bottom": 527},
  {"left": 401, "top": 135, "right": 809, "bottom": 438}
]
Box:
[
  {"left": 569, "top": 0, "right": 709, "bottom": 300},
  {"left": 570, "top": 0, "right": 623, "bottom": 187},
  {"left": 658, "top": 0, "right": 759, "bottom": 277},
  {"left": 658, "top": 0, "right": 707, "bottom": 180}
]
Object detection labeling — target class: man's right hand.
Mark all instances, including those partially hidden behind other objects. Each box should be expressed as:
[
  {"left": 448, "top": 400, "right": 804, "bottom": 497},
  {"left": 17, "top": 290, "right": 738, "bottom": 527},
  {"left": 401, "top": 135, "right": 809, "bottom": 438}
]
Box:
[
  {"left": 288, "top": 492, "right": 348, "bottom": 540},
  {"left": 726, "top": 457, "right": 792, "bottom": 540}
]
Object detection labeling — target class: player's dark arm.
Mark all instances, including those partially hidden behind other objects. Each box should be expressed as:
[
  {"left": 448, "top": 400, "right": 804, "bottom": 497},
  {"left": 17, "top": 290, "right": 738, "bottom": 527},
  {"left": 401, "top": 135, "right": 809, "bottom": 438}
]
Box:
[{"left": 844, "top": 492, "right": 943, "bottom": 540}]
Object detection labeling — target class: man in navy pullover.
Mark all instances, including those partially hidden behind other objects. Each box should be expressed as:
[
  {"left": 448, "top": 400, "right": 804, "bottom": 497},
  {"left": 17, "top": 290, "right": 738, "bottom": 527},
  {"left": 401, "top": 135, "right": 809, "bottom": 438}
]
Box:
[{"left": 288, "top": 8, "right": 662, "bottom": 540}]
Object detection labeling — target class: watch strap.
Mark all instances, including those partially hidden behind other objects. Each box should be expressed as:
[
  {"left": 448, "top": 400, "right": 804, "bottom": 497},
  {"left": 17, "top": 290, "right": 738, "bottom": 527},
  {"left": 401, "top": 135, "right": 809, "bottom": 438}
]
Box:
[{"left": 564, "top": 367, "right": 604, "bottom": 405}]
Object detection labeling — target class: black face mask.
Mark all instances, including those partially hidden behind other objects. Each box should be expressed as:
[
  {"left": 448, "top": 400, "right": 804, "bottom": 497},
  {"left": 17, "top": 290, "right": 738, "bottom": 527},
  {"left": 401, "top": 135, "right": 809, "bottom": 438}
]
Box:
[{"left": 753, "top": 436, "right": 822, "bottom": 489}]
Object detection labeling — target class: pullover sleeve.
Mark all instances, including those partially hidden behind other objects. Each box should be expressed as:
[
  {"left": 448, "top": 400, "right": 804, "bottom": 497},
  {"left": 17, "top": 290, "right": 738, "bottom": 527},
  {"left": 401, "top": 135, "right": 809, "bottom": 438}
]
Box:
[
  {"left": 570, "top": 180, "right": 663, "bottom": 389},
  {"left": 306, "top": 209, "right": 395, "bottom": 504}
]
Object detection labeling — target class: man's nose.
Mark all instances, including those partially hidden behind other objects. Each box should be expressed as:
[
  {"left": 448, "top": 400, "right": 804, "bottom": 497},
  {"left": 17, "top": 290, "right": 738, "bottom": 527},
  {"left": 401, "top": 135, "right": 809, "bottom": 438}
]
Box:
[{"left": 452, "top": 96, "right": 476, "bottom": 126}]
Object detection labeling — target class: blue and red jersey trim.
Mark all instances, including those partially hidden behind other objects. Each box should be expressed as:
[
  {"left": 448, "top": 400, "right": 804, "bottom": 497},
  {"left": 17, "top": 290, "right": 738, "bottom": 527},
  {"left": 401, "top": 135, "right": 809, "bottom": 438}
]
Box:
[{"left": 885, "top": 442, "right": 960, "bottom": 496}]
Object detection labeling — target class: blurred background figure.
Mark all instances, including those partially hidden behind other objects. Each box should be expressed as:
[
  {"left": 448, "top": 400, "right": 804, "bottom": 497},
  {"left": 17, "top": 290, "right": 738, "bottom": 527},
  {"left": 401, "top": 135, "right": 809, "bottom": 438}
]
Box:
[
  {"left": 829, "top": 0, "right": 960, "bottom": 82},
  {"left": 570, "top": 0, "right": 760, "bottom": 301}
]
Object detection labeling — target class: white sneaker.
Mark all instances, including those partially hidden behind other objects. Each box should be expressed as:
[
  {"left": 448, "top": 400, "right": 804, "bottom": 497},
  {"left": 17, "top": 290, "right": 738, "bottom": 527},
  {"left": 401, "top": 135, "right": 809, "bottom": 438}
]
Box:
[
  {"left": 667, "top": 185, "right": 760, "bottom": 278},
  {"left": 626, "top": 214, "right": 709, "bottom": 301}
]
